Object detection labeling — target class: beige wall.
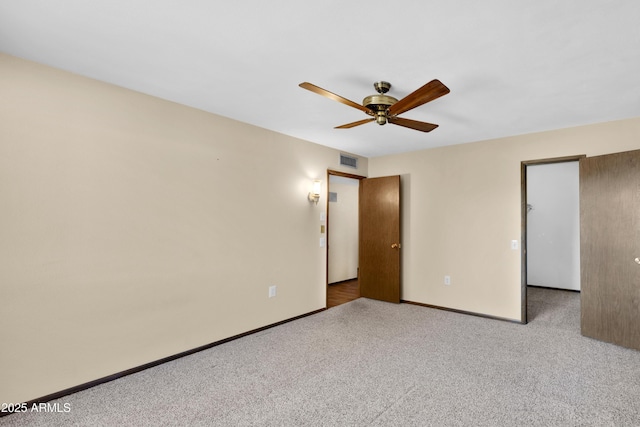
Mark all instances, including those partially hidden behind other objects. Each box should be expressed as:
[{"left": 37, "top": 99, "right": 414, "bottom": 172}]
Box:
[
  {"left": 369, "top": 117, "right": 640, "bottom": 321},
  {"left": 327, "top": 176, "right": 359, "bottom": 283},
  {"left": 0, "top": 53, "right": 368, "bottom": 403}
]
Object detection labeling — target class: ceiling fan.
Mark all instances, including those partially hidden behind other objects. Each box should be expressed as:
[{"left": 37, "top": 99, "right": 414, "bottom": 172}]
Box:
[{"left": 299, "top": 79, "right": 450, "bottom": 132}]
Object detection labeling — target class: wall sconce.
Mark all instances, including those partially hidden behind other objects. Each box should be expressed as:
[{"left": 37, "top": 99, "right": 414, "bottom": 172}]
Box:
[{"left": 308, "top": 180, "right": 321, "bottom": 205}]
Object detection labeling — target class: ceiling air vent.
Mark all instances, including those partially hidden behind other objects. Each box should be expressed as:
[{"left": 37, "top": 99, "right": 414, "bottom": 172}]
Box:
[{"left": 340, "top": 154, "right": 358, "bottom": 169}]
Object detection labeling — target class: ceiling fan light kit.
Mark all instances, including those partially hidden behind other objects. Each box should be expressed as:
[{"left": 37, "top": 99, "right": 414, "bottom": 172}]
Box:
[{"left": 299, "top": 79, "right": 450, "bottom": 133}]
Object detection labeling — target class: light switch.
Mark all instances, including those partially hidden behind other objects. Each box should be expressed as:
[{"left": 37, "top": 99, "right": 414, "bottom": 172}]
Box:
[
  {"left": 320, "top": 237, "right": 325, "bottom": 247},
  {"left": 320, "top": 212, "right": 326, "bottom": 222},
  {"left": 511, "top": 240, "right": 519, "bottom": 250},
  {"left": 320, "top": 225, "right": 325, "bottom": 234}
]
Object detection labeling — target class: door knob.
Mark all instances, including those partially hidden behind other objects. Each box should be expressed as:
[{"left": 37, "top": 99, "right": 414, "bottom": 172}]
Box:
[
  {"left": 635, "top": 257, "right": 640, "bottom": 264},
  {"left": 391, "top": 243, "right": 401, "bottom": 249}
]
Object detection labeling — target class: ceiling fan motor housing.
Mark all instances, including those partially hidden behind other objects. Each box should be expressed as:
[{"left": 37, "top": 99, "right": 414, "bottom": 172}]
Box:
[{"left": 363, "top": 94, "right": 398, "bottom": 125}]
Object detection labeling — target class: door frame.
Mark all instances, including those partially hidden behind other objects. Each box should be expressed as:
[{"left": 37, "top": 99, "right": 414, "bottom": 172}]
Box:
[
  {"left": 326, "top": 169, "right": 366, "bottom": 307},
  {"left": 520, "top": 154, "right": 585, "bottom": 323}
]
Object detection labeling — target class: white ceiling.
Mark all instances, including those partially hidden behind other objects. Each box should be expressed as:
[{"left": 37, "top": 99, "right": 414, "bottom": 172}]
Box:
[{"left": 1, "top": 1, "right": 639, "bottom": 158}]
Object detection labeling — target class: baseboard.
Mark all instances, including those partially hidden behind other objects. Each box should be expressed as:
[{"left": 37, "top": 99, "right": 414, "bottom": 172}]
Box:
[
  {"left": 3, "top": 307, "right": 326, "bottom": 416},
  {"left": 328, "top": 278, "right": 358, "bottom": 286},
  {"left": 527, "top": 284, "right": 581, "bottom": 293},
  {"left": 401, "top": 300, "right": 523, "bottom": 324}
]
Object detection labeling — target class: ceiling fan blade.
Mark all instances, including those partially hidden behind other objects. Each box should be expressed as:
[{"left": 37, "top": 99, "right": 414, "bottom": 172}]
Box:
[
  {"left": 387, "top": 79, "right": 450, "bottom": 116},
  {"left": 388, "top": 117, "right": 439, "bottom": 133},
  {"left": 335, "top": 118, "right": 375, "bottom": 129},
  {"left": 299, "top": 82, "right": 373, "bottom": 114}
]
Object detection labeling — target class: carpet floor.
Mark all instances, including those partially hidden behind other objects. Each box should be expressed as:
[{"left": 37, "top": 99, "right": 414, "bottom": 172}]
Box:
[{"left": 2, "top": 287, "right": 639, "bottom": 426}]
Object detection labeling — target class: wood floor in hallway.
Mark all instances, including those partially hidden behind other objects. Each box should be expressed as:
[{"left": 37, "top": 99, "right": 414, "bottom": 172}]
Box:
[{"left": 327, "top": 279, "right": 359, "bottom": 308}]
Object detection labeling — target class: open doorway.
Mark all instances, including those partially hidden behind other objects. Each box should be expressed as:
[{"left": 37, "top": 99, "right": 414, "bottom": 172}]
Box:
[
  {"left": 326, "top": 170, "right": 364, "bottom": 308},
  {"left": 521, "top": 155, "right": 584, "bottom": 323}
]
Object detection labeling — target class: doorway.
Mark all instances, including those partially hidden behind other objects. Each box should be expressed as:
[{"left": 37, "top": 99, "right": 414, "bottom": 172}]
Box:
[
  {"left": 521, "top": 155, "right": 584, "bottom": 323},
  {"left": 527, "top": 161, "right": 580, "bottom": 290},
  {"left": 326, "top": 170, "right": 364, "bottom": 308},
  {"left": 326, "top": 171, "right": 402, "bottom": 307}
]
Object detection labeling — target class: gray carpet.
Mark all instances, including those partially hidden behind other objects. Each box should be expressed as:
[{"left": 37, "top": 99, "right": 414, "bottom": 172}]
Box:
[{"left": 3, "top": 287, "right": 640, "bottom": 426}]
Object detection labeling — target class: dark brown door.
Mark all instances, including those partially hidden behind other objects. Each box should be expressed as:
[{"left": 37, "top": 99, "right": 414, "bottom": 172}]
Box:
[
  {"left": 580, "top": 149, "right": 640, "bottom": 350},
  {"left": 359, "top": 175, "right": 401, "bottom": 303}
]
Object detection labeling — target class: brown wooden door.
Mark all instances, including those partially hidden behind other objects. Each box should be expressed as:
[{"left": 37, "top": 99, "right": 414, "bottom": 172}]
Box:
[
  {"left": 359, "top": 175, "right": 401, "bottom": 303},
  {"left": 580, "top": 149, "right": 640, "bottom": 350}
]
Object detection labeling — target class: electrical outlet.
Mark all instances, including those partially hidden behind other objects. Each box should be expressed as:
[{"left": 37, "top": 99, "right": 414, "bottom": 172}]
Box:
[
  {"left": 268, "top": 285, "right": 276, "bottom": 298},
  {"left": 444, "top": 275, "right": 451, "bottom": 286}
]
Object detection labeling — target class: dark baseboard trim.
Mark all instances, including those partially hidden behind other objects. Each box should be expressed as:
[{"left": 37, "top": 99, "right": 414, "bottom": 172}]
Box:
[
  {"left": 527, "top": 284, "right": 581, "bottom": 293},
  {"left": 401, "top": 300, "right": 524, "bottom": 325},
  {"left": 3, "top": 307, "right": 326, "bottom": 417},
  {"left": 328, "top": 278, "right": 358, "bottom": 286}
]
